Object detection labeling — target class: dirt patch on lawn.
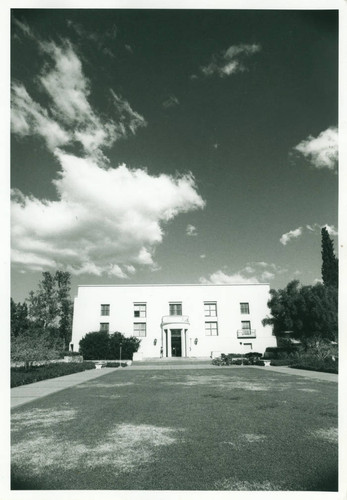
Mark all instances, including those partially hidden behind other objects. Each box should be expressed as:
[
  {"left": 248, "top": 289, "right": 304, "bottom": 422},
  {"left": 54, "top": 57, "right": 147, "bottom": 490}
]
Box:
[
  {"left": 12, "top": 407, "right": 76, "bottom": 432},
  {"left": 311, "top": 427, "right": 338, "bottom": 443},
  {"left": 76, "top": 382, "right": 134, "bottom": 389},
  {"left": 12, "top": 423, "right": 183, "bottom": 476},
  {"left": 213, "top": 478, "right": 285, "bottom": 490}
]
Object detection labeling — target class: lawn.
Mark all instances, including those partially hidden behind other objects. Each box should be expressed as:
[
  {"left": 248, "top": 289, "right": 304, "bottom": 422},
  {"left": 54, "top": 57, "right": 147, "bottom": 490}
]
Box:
[{"left": 11, "top": 367, "right": 338, "bottom": 491}]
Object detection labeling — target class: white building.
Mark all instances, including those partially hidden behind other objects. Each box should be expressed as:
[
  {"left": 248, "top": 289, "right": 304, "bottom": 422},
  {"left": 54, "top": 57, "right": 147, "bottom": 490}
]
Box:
[{"left": 70, "top": 283, "right": 277, "bottom": 359}]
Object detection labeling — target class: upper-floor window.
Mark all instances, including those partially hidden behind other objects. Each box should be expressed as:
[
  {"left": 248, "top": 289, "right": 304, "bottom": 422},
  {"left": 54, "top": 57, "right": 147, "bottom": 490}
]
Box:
[
  {"left": 100, "top": 322, "right": 109, "bottom": 333},
  {"left": 241, "top": 320, "right": 251, "bottom": 331},
  {"left": 134, "top": 323, "right": 146, "bottom": 337},
  {"left": 204, "top": 302, "right": 217, "bottom": 317},
  {"left": 205, "top": 321, "right": 218, "bottom": 336},
  {"left": 101, "top": 304, "right": 110, "bottom": 316},
  {"left": 169, "top": 303, "right": 182, "bottom": 316},
  {"left": 240, "top": 302, "right": 250, "bottom": 314},
  {"left": 134, "top": 303, "right": 146, "bottom": 318}
]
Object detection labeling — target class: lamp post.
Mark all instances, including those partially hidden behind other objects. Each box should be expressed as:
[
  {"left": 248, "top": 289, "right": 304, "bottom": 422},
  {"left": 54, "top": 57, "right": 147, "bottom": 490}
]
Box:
[
  {"left": 240, "top": 342, "right": 243, "bottom": 366},
  {"left": 119, "top": 341, "right": 123, "bottom": 367}
]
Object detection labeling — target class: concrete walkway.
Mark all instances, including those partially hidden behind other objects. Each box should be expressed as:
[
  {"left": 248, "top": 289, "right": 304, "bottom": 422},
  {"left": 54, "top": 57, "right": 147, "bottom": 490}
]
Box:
[
  {"left": 250, "top": 364, "right": 338, "bottom": 382},
  {"left": 11, "top": 367, "right": 119, "bottom": 409},
  {"left": 11, "top": 360, "right": 337, "bottom": 409}
]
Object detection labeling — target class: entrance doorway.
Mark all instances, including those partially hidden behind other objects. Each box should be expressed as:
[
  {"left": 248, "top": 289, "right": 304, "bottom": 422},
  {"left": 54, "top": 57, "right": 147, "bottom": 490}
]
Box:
[{"left": 171, "top": 329, "right": 182, "bottom": 357}]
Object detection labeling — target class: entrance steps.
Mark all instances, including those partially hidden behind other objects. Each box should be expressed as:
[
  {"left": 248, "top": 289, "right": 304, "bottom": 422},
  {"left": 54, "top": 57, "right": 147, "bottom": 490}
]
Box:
[{"left": 133, "top": 357, "right": 212, "bottom": 366}]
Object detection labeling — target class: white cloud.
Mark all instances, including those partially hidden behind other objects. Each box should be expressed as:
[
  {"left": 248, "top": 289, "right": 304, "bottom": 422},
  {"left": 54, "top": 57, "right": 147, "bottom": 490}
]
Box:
[
  {"left": 280, "top": 227, "right": 303, "bottom": 246},
  {"left": 200, "top": 270, "right": 259, "bottom": 285},
  {"left": 280, "top": 223, "right": 338, "bottom": 245},
  {"left": 162, "top": 96, "right": 179, "bottom": 109},
  {"left": 294, "top": 126, "right": 338, "bottom": 172},
  {"left": 11, "top": 39, "right": 147, "bottom": 160},
  {"left": 186, "top": 224, "right": 198, "bottom": 236},
  {"left": 200, "top": 43, "right": 261, "bottom": 78},
  {"left": 199, "top": 261, "right": 285, "bottom": 285},
  {"left": 11, "top": 152, "right": 205, "bottom": 275}
]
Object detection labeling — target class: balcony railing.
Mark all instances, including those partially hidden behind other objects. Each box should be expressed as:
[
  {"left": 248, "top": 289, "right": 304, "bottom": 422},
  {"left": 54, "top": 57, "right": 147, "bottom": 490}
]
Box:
[
  {"left": 237, "top": 329, "right": 256, "bottom": 338},
  {"left": 161, "top": 315, "right": 190, "bottom": 326}
]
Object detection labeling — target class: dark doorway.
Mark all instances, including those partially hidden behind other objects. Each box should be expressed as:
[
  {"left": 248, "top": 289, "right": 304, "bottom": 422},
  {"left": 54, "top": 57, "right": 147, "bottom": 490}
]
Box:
[{"left": 171, "top": 329, "right": 182, "bottom": 357}]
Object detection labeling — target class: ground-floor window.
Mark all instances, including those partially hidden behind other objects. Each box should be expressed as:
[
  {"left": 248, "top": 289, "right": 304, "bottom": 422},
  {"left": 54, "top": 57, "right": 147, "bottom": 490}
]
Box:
[
  {"left": 205, "top": 321, "right": 218, "bottom": 336},
  {"left": 100, "top": 322, "right": 109, "bottom": 333},
  {"left": 243, "top": 342, "right": 252, "bottom": 350},
  {"left": 134, "top": 322, "right": 146, "bottom": 337}
]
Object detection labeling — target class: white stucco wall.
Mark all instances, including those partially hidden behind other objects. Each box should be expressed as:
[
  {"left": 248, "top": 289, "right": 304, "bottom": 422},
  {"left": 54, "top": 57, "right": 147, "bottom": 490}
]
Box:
[{"left": 70, "top": 283, "right": 277, "bottom": 358}]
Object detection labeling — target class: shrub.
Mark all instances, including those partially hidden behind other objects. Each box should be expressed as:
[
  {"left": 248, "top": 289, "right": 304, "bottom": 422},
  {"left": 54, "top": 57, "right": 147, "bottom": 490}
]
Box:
[
  {"left": 270, "top": 359, "right": 290, "bottom": 366},
  {"left": 58, "top": 350, "right": 83, "bottom": 358},
  {"left": 263, "top": 347, "right": 298, "bottom": 359},
  {"left": 11, "top": 362, "right": 95, "bottom": 388},
  {"left": 290, "top": 355, "right": 338, "bottom": 374},
  {"left": 254, "top": 360, "right": 265, "bottom": 366},
  {"left": 79, "top": 331, "right": 140, "bottom": 360},
  {"left": 105, "top": 362, "right": 120, "bottom": 367},
  {"left": 11, "top": 334, "right": 60, "bottom": 370}
]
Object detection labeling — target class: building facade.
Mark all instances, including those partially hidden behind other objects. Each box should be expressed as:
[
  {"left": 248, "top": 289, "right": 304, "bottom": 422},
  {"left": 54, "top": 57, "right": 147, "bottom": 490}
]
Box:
[{"left": 70, "top": 283, "right": 277, "bottom": 359}]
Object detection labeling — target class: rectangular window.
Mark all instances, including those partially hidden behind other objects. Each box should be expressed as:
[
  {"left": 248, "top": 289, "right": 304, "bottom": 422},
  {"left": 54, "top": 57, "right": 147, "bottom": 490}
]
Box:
[
  {"left": 134, "top": 323, "right": 146, "bottom": 337},
  {"left": 204, "top": 302, "right": 217, "bottom": 317},
  {"left": 240, "top": 302, "right": 250, "bottom": 314},
  {"left": 241, "top": 320, "right": 251, "bottom": 331},
  {"left": 100, "top": 322, "right": 109, "bottom": 333},
  {"left": 169, "top": 303, "right": 182, "bottom": 316},
  {"left": 134, "top": 303, "right": 146, "bottom": 318},
  {"left": 244, "top": 343, "right": 253, "bottom": 351},
  {"left": 205, "top": 321, "right": 218, "bottom": 336},
  {"left": 101, "top": 304, "right": 110, "bottom": 316}
]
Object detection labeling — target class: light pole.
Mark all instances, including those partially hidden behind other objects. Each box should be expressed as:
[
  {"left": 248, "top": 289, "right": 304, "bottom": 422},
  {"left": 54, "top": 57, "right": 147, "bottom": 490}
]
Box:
[
  {"left": 119, "top": 341, "right": 123, "bottom": 367},
  {"left": 240, "top": 342, "right": 243, "bottom": 366}
]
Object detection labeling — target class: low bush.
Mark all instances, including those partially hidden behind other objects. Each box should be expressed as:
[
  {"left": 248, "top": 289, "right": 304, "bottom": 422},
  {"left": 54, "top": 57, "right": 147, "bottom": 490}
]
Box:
[
  {"left": 263, "top": 347, "right": 298, "bottom": 359},
  {"left": 254, "top": 360, "right": 265, "bottom": 366},
  {"left": 58, "top": 350, "right": 83, "bottom": 358},
  {"left": 11, "top": 362, "right": 95, "bottom": 388},
  {"left": 290, "top": 356, "right": 338, "bottom": 374},
  {"left": 105, "top": 362, "right": 120, "bottom": 367},
  {"left": 270, "top": 359, "right": 290, "bottom": 366}
]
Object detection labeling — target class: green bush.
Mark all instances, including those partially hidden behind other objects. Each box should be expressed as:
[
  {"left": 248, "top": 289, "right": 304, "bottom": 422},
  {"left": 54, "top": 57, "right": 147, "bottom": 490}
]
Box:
[
  {"left": 58, "top": 350, "right": 83, "bottom": 358},
  {"left": 290, "top": 356, "right": 338, "bottom": 373},
  {"left": 270, "top": 359, "right": 291, "bottom": 366},
  {"left": 79, "top": 331, "right": 140, "bottom": 360},
  {"left": 263, "top": 347, "right": 298, "bottom": 359},
  {"left": 11, "top": 362, "right": 95, "bottom": 388},
  {"left": 254, "top": 360, "right": 265, "bottom": 366}
]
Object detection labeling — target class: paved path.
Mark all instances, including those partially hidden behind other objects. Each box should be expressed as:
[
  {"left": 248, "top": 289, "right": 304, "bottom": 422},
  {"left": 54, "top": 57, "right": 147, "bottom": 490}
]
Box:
[
  {"left": 250, "top": 364, "right": 338, "bottom": 382},
  {"left": 11, "top": 361, "right": 337, "bottom": 409},
  {"left": 11, "top": 367, "right": 119, "bottom": 409}
]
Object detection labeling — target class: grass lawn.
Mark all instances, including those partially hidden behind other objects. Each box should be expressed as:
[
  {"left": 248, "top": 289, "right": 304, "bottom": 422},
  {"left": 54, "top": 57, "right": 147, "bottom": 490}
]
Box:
[{"left": 11, "top": 367, "right": 338, "bottom": 491}]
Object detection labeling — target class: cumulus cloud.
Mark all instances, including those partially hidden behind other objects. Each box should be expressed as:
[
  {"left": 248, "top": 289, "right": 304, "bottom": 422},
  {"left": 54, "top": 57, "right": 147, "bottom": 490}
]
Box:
[
  {"left": 280, "top": 223, "right": 338, "bottom": 245},
  {"left": 162, "top": 95, "right": 179, "bottom": 109},
  {"left": 11, "top": 152, "right": 205, "bottom": 275},
  {"left": 200, "top": 261, "right": 285, "bottom": 284},
  {"left": 294, "top": 126, "right": 338, "bottom": 172},
  {"left": 186, "top": 224, "right": 198, "bottom": 236},
  {"left": 280, "top": 227, "right": 303, "bottom": 246},
  {"left": 11, "top": 38, "right": 146, "bottom": 160},
  {"left": 200, "top": 43, "right": 261, "bottom": 78}
]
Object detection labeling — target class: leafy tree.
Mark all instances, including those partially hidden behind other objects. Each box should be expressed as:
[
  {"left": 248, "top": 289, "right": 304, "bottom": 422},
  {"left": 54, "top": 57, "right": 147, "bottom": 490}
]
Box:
[
  {"left": 321, "top": 226, "right": 338, "bottom": 288},
  {"left": 79, "top": 331, "right": 141, "bottom": 360},
  {"left": 79, "top": 331, "right": 111, "bottom": 360},
  {"left": 262, "top": 280, "right": 338, "bottom": 343},
  {"left": 10, "top": 298, "right": 29, "bottom": 337},
  {"left": 11, "top": 332, "right": 59, "bottom": 370},
  {"left": 109, "top": 332, "right": 141, "bottom": 360},
  {"left": 27, "top": 271, "right": 73, "bottom": 349}
]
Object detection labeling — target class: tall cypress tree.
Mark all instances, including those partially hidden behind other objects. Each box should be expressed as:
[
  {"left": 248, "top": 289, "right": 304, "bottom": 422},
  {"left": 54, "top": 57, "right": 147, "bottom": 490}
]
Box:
[{"left": 321, "top": 226, "right": 338, "bottom": 288}]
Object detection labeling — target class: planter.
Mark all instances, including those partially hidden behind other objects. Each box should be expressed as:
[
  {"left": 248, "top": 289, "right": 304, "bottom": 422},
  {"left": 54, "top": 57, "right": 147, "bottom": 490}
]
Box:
[
  {"left": 95, "top": 364, "right": 103, "bottom": 369},
  {"left": 264, "top": 361, "right": 271, "bottom": 367}
]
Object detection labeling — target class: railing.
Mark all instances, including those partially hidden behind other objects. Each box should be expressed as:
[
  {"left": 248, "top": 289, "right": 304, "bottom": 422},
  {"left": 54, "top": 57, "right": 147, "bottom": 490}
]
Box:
[
  {"left": 237, "top": 329, "right": 256, "bottom": 338},
  {"left": 161, "top": 315, "right": 190, "bottom": 326}
]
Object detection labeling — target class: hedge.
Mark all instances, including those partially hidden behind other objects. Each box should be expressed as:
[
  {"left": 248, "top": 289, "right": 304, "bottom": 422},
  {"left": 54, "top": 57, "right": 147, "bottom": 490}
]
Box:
[{"left": 11, "top": 362, "right": 96, "bottom": 388}]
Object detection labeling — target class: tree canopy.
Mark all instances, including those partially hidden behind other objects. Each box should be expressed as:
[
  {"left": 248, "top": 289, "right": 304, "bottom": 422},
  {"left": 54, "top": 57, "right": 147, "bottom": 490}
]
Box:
[
  {"left": 79, "top": 331, "right": 141, "bottom": 360},
  {"left": 321, "top": 226, "right": 338, "bottom": 288},
  {"left": 262, "top": 280, "right": 338, "bottom": 343}
]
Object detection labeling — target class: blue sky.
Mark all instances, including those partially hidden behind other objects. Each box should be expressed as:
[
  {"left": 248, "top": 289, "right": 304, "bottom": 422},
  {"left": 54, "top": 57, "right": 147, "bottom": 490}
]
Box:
[{"left": 10, "top": 9, "right": 338, "bottom": 302}]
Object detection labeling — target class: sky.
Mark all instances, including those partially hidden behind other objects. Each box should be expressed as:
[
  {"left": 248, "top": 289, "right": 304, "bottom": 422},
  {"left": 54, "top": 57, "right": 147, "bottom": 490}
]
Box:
[{"left": 10, "top": 8, "right": 339, "bottom": 302}]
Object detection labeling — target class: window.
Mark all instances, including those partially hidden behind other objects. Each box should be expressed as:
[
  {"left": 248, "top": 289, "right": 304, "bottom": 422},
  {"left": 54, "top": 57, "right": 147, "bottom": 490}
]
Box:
[
  {"left": 134, "top": 303, "right": 146, "bottom": 318},
  {"left": 244, "top": 343, "right": 253, "bottom": 350},
  {"left": 169, "top": 303, "right": 182, "bottom": 316},
  {"left": 204, "top": 302, "right": 217, "bottom": 317},
  {"left": 100, "top": 322, "right": 109, "bottom": 333},
  {"left": 101, "top": 304, "right": 110, "bottom": 316},
  {"left": 205, "top": 321, "right": 218, "bottom": 336},
  {"left": 134, "top": 323, "right": 146, "bottom": 337},
  {"left": 240, "top": 302, "right": 250, "bottom": 314},
  {"left": 241, "top": 320, "right": 251, "bottom": 331}
]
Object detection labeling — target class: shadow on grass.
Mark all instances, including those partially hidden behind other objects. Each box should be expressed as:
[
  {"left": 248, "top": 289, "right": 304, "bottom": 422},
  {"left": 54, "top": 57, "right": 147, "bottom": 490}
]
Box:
[{"left": 12, "top": 473, "right": 43, "bottom": 490}]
